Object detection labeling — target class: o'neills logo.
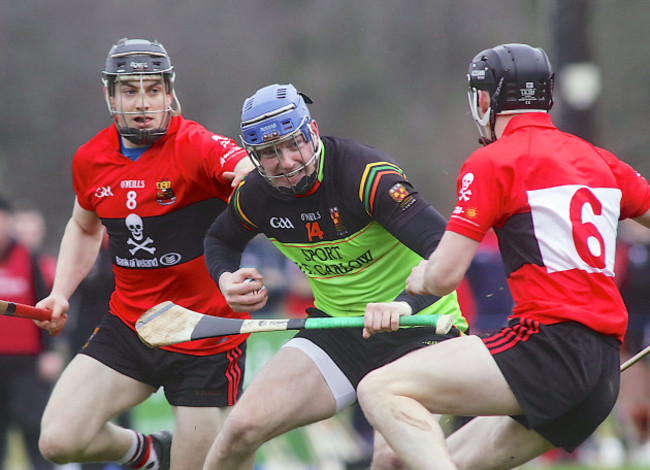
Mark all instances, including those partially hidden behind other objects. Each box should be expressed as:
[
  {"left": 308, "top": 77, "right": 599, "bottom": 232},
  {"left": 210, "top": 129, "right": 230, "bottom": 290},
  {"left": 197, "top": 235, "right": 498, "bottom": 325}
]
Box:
[{"left": 121, "top": 180, "right": 145, "bottom": 188}]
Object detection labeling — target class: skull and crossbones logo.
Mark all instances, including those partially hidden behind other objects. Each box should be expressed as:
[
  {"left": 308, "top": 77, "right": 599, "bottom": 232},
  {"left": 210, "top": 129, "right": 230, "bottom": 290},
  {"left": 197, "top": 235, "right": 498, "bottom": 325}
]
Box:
[
  {"left": 458, "top": 172, "right": 475, "bottom": 202},
  {"left": 125, "top": 213, "right": 156, "bottom": 255}
]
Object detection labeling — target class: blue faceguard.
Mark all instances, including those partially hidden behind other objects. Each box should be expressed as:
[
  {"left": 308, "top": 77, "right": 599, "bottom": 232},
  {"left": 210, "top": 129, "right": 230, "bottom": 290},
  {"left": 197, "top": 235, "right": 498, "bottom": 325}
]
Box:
[{"left": 240, "top": 84, "right": 321, "bottom": 195}]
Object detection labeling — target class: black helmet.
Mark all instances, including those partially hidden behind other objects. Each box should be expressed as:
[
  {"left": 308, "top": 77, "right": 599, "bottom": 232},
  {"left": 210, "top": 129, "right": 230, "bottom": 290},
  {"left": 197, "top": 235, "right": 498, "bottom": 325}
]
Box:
[
  {"left": 467, "top": 43, "right": 554, "bottom": 144},
  {"left": 103, "top": 38, "right": 173, "bottom": 76},
  {"left": 102, "top": 38, "right": 180, "bottom": 145}
]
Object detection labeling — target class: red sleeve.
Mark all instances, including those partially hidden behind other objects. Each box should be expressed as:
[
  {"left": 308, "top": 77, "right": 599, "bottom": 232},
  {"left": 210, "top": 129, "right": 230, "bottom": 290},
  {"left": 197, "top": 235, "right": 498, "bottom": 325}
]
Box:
[
  {"left": 605, "top": 152, "right": 650, "bottom": 219},
  {"left": 72, "top": 149, "right": 94, "bottom": 211},
  {"left": 447, "top": 150, "right": 508, "bottom": 241},
  {"left": 199, "top": 132, "right": 249, "bottom": 178}
]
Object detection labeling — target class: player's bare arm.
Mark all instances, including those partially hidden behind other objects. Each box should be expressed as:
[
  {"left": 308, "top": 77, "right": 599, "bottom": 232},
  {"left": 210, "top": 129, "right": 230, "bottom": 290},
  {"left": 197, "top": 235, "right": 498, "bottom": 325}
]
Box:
[
  {"left": 406, "top": 231, "right": 480, "bottom": 297},
  {"left": 35, "top": 198, "right": 104, "bottom": 334}
]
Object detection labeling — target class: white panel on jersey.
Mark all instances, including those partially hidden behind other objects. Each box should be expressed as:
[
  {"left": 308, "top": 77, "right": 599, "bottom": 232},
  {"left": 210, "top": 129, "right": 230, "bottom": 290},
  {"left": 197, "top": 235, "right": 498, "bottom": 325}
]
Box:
[{"left": 526, "top": 185, "right": 621, "bottom": 275}]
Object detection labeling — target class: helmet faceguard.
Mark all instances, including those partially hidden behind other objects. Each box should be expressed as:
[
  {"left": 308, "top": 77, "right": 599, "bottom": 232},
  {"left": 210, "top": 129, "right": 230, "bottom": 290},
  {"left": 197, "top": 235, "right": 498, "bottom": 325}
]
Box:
[
  {"left": 102, "top": 38, "right": 181, "bottom": 145},
  {"left": 467, "top": 43, "right": 554, "bottom": 145},
  {"left": 240, "top": 84, "right": 322, "bottom": 195}
]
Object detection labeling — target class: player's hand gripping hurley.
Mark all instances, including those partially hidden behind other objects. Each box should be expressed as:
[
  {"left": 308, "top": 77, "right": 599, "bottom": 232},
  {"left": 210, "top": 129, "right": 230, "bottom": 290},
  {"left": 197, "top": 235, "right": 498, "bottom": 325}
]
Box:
[
  {"left": 0, "top": 300, "right": 52, "bottom": 321},
  {"left": 136, "top": 301, "right": 455, "bottom": 347}
]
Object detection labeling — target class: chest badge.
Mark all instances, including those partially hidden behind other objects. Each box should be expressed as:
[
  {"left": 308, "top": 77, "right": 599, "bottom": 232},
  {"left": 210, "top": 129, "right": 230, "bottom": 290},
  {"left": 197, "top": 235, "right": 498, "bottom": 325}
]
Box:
[
  {"left": 156, "top": 179, "right": 176, "bottom": 205},
  {"left": 329, "top": 206, "right": 347, "bottom": 236}
]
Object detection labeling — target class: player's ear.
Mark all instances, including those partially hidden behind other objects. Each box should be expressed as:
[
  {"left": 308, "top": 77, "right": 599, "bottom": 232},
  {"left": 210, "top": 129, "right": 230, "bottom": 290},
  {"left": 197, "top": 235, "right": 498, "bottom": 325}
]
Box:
[
  {"left": 309, "top": 120, "right": 319, "bottom": 139},
  {"left": 478, "top": 90, "right": 491, "bottom": 113}
]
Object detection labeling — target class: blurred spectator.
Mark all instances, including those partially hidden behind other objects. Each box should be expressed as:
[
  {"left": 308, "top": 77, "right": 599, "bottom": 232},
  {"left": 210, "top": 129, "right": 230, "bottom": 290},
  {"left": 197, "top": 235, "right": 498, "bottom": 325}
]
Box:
[
  {"left": 0, "top": 195, "right": 63, "bottom": 470},
  {"left": 13, "top": 204, "right": 50, "bottom": 252},
  {"left": 12, "top": 202, "right": 58, "bottom": 292},
  {"left": 459, "top": 229, "right": 514, "bottom": 334},
  {"left": 615, "top": 219, "right": 650, "bottom": 464}
]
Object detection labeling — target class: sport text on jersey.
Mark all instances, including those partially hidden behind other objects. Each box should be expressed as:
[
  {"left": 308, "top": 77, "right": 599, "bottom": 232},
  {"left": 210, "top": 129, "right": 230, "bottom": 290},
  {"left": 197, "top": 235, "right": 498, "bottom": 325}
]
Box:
[{"left": 295, "top": 246, "right": 374, "bottom": 277}]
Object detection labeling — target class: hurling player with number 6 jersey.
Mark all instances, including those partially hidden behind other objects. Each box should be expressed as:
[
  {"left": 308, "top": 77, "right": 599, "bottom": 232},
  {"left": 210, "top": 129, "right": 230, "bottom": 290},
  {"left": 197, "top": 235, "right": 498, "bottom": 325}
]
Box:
[
  {"left": 357, "top": 43, "right": 650, "bottom": 470},
  {"left": 35, "top": 38, "right": 253, "bottom": 470}
]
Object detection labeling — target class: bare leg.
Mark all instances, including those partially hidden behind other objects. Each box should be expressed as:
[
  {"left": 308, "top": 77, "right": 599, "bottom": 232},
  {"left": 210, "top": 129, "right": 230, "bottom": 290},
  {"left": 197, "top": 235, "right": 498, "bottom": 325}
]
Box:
[
  {"left": 448, "top": 415, "right": 554, "bottom": 470},
  {"left": 170, "top": 406, "right": 231, "bottom": 470},
  {"left": 202, "top": 346, "right": 338, "bottom": 470},
  {"left": 39, "top": 354, "right": 154, "bottom": 464},
  {"left": 358, "top": 335, "right": 522, "bottom": 470},
  {"left": 370, "top": 416, "right": 451, "bottom": 469},
  {"left": 370, "top": 430, "right": 404, "bottom": 469}
]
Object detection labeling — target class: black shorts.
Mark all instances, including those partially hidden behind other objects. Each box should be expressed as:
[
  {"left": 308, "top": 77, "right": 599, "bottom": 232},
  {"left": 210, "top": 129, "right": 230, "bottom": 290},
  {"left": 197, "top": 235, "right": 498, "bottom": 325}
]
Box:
[
  {"left": 483, "top": 319, "right": 620, "bottom": 452},
  {"left": 80, "top": 313, "right": 246, "bottom": 407},
  {"left": 294, "top": 308, "right": 462, "bottom": 388}
]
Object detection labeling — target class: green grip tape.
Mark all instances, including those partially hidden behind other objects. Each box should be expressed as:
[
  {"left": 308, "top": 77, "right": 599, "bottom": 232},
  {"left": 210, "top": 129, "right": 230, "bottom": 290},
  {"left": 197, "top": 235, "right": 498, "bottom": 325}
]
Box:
[{"left": 304, "top": 314, "right": 444, "bottom": 330}]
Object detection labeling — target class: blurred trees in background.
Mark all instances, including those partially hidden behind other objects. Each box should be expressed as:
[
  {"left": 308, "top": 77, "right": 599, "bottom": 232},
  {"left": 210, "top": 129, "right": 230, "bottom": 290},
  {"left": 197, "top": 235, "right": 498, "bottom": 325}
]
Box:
[{"left": 1, "top": 0, "right": 648, "bottom": 254}]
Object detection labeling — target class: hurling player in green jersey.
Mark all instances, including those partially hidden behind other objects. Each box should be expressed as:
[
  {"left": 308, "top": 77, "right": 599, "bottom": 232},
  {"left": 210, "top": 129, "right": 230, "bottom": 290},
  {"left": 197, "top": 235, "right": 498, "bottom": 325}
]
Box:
[{"left": 202, "top": 83, "right": 468, "bottom": 469}]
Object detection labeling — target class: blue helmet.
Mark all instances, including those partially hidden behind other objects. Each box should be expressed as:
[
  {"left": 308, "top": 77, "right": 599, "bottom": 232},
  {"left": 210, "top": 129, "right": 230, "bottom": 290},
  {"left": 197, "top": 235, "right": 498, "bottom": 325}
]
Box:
[
  {"left": 240, "top": 84, "right": 313, "bottom": 147},
  {"left": 240, "top": 84, "right": 321, "bottom": 195}
]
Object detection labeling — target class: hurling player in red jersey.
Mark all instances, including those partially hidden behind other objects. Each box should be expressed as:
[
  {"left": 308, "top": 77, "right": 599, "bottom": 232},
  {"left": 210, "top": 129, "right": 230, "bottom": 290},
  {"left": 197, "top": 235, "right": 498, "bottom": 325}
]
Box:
[
  {"left": 35, "top": 38, "right": 253, "bottom": 470},
  {"left": 358, "top": 43, "right": 650, "bottom": 469}
]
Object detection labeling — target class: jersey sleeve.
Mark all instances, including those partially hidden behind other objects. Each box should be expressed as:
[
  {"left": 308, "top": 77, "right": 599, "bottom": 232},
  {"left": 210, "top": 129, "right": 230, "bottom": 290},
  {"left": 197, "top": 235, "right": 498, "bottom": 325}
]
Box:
[
  {"left": 211, "top": 134, "right": 249, "bottom": 174},
  {"left": 447, "top": 151, "right": 507, "bottom": 241},
  {"left": 204, "top": 201, "right": 258, "bottom": 283},
  {"left": 192, "top": 128, "right": 249, "bottom": 189},
  {"left": 603, "top": 150, "right": 650, "bottom": 219},
  {"left": 358, "top": 161, "right": 442, "bottom": 238},
  {"left": 71, "top": 149, "right": 95, "bottom": 211}
]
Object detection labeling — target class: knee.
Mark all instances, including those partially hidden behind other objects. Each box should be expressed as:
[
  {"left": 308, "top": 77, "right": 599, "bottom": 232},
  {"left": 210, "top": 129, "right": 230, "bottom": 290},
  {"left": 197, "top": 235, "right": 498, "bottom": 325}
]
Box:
[
  {"left": 357, "top": 370, "right": 387, "bottom": 420},
  {"left": 215, "top": 412, "right": 266, "bottom": 456},
  {"left": 39, "top": 419, "right": 86, "bottom": 464},
  {"left": 39, "top": 427, "right": 74, "bottom": 464}
]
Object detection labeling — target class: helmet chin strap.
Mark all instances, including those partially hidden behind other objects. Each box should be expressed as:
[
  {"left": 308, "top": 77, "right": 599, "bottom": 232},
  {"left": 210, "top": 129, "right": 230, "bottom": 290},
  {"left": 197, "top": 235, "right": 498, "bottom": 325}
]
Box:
[
  {"left": 277, "top": 170, "right": 318, "bottom": 196},
  {"left": 276, "top": 141, "right": 322, "bottom": 195},
  {"left": 472, "top": 104, "right": 495, "bottom": 146},
  {"left": 120, "top": 127, "right": 168, "bottom": 145},
  {"left": 481, "top": 108, "right": 498, "bottom": 146}
]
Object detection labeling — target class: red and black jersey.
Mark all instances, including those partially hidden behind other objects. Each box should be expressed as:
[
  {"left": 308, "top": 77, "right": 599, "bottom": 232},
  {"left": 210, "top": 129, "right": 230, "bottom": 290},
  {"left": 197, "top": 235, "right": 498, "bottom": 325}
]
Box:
[
  {"left": 72, "top": 115, "right": 250, "bottom": 356},
  {"left": 447, "top": 113, "right": 650, "bottom": 342}
]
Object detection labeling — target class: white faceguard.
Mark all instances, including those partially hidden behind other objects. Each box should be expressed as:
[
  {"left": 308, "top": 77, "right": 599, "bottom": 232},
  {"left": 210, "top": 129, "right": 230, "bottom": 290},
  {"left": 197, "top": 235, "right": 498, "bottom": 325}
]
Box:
[
  {"left": 467, "top": 87, "right": 492, "bottom": 143},
  {"left": 103, "top": 73, "right": 180, "bottom": 146},
  {"left": 244, "top": 118, "right": 322, "bottom": 195}
]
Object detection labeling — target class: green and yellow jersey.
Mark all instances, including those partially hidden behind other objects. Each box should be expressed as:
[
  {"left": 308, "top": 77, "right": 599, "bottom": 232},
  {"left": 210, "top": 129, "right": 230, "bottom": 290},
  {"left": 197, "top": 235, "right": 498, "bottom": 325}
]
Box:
[{"left": 206, "top": 136, "right": 468, "bottom": 332}]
